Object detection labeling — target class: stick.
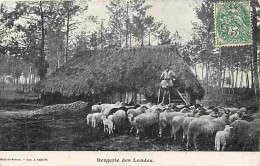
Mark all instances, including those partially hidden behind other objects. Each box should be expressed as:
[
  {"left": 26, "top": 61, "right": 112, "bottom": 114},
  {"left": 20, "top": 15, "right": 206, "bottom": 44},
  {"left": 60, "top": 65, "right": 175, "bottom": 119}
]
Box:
[
  {"left": 157, "top": 85, "right": 161, "bottom": 105},
  {"left": 169, "top": 90, "right": 171, "bottom": 104}
]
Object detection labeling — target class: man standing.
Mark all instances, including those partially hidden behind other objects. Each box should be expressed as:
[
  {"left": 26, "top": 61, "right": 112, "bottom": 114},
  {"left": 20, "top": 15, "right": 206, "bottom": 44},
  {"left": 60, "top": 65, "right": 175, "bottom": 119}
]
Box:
[
  {"left": 159, "top": 67, "right": 176, "bottom": 104},
  {"left": 160, "top": 67, "right": 176, "bottom": 88}
]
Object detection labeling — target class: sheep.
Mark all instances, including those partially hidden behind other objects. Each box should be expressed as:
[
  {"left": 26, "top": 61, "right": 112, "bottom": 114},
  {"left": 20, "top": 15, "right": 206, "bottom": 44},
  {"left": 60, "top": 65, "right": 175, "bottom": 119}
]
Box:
[
  {"left": 101, "top": 116, "right": 114, "bottom": 135},
  {"left": 230, "top": 119, "right": 259, "bottom": 151},
  {"left": 113, "top": 110, "right": 126, "bottom": 135},
  {"left": 185, "top": 107, "right": 198, "bottom": 117},
  {"left": 186, "top": 113, "right": 229, "bottom": 151},
  {"left": 158, "top": 112, "right": 184, "bottom": 137},
  {"left": 175, "top": 113, "right": 201, "bottom": 143},
  {"left": 107, "top": 106, "right": 128, "bottom": 116},
  {"left": 91, "top": 105, "right": 102, "bottom": 113},
  {"left": 86, "top": 113, "right": 93, "bottom": 126},
  {"left": 224, "top": 107, "right": 239, "bottom": 114},
  {"left": 92, "top": 112, "right": 102, "bottom": 128},
  {"left": 171, "top": 116, "right": 185, "bottom": 141},
  {"left": 133, "top": 110, "right": 160, "bottom": 139},
  {"left": 127, "top": 108, "right": 144, "bottom": 133},
  {"left": 215, "top": 125, "right": 233, "bottom": 151},
  {"left": 197, "top": 107, "right": 209, "bottom": 115},
  {"left": 101, "top": 104, "right": 121, "bottom": 117},
  {"left": 108, "top": 114, "right": 116, "bottom": 130},
  {"left": 199, "top": 115, "right": 215, "bottom": 119},
  {"left": 229, "top": 112, "right": 243, "bottom": 124},
  {"left": 107, "top": 104, "right": 140, "bottom": 117},
  {"left": 180, "top": 108, "right": 190, "bottom": 113},
  {"left": 127, "top": 106, "right": 148, "bottom": 122},
  {"left": 146, "top": 107, "right": 164, "bottom": 114}
]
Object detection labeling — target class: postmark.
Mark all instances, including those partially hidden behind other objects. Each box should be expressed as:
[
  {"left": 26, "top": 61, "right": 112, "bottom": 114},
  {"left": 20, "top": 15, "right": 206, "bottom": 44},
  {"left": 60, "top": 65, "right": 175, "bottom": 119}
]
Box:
[{"left": 214, "top": 1, "right": 252, "bottom": 47}]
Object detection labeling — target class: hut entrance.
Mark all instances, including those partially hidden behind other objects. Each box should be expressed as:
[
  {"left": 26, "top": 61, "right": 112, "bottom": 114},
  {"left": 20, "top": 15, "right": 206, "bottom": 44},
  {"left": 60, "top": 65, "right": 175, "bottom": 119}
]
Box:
[{"left": 157, "top": 80, "right": 188, "bottom": 105}]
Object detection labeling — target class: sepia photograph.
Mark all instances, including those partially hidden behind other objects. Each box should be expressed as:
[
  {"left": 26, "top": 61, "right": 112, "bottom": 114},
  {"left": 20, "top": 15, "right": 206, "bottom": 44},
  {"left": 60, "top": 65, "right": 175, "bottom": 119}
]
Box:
[{"left": 0, "top": 0, "right": 259, "bottom": 154}]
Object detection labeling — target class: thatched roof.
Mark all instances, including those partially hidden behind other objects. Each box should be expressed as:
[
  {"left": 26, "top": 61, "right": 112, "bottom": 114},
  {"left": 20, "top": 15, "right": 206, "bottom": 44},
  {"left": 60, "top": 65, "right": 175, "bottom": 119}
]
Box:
[{"left": 36, "top": 45, "right": 205, "bottom": 100}]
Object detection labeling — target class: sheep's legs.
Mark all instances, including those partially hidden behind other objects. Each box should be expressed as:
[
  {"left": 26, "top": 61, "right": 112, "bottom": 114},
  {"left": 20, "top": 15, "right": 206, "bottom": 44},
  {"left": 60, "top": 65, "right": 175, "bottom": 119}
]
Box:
[
  {"left": 136, "top": 129, "right": 140, "bottom": 139},
  {"left": 222, "top": 142, "right": 226, "bottom": 151},
  {"left": 193, "top": 134, "right": 199, "bottom": 151},
  {"left": 158, "top": 124, "right": 163, "bottom": 138},
  {"left": 170, "top": 125, "right": 174, "bottom": 138},
  {"left": 182, "top": 132, "right": 186, "bottom": 142},
  {"left": 186, "top": 134, "right": 190, "bottom": 149}
]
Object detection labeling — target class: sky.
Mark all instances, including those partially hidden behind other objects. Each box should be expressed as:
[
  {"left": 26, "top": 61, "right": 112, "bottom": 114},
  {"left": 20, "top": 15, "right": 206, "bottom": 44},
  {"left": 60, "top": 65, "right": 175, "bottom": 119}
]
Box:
[
  {"left": 1, "top": 0, "right": 201, "bottom": 45},
  {"left": 78, "top": 0, "right": 201, "bottom": 43}
]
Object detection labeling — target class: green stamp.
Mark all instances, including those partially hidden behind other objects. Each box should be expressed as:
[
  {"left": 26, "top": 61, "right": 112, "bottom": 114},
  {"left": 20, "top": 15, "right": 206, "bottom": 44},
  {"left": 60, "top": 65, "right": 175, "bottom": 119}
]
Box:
[{"left": 214, "top": 1, "right": 252, "bottom": 47}]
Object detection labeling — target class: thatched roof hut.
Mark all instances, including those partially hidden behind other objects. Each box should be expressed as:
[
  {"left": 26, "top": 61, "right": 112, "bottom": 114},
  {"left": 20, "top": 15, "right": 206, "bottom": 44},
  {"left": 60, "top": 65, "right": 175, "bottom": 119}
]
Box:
[{"left": 36, "top": 45, "right": 204, "bottom": 104}]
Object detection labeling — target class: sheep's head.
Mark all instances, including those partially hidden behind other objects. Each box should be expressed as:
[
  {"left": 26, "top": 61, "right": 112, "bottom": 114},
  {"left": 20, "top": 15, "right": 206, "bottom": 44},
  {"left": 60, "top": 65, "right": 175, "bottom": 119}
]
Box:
[
  {"left": 128, "top": 114, "right": 134, "bottom": 122},
  {"left": 101, "top": 115, "right": 106, "bottom": 120},
  {"left": 221, "top": 113, "right": 230, "bottom": 124},
  {"left": 194, "top": 112, "right": 201, "bottom": 118},
  {"left": 239, "top": 107, "right": 247, "bottom": 113},
  {"left": 224, "top": 109, "right": 231, "bottom": 115},
  {"left": 140, "top": 105, "right": 148, "bottom": 113},
  {"left": 224, "top": 125, "right": 233, "bottom": 132}
]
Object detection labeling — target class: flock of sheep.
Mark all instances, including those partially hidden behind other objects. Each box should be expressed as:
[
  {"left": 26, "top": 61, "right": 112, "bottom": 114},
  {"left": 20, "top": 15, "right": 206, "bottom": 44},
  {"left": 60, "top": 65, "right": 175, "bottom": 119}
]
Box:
[{"left": 86, "top": 101, "right": 259, "bottom": 151}]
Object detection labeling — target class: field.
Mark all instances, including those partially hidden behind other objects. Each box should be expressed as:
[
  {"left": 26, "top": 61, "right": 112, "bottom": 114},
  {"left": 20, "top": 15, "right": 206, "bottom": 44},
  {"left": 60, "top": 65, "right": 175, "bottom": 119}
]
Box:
[
  {"left": 0, "top": 99, "right": 188, "bottom": 151},
  {"left": 0, "top": 87, "right": 258, "bottom": 151}
]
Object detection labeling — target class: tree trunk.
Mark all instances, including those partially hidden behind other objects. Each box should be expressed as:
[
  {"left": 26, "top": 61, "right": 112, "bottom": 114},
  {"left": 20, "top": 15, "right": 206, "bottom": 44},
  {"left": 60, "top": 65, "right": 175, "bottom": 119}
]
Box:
[
  {"left": 129, "top": 32, "right": 132, "bottom": 48},
  {"left": 201, "top": 63, "right": 204, "bottom": 86},
  {"left": 39, "top": 1, "right": 46, "bottom": 80},
  {"left": 250, "top": 51, "right": 254, "bottom": 89},
  {"left": 235, "top": 61, "right": 239, "bottom": 88},
  {"left": 231, "top": 65, "right": 234, "bottom": 94},
  {"left": 252, "top": 4, "right": 259, "bottom": 100},
  {"left": 148, "top": 31, "right": 151, "bottom": 45},
  {"left": 222, "top": 64, "right": 226, "bottom": 94},
  {"left": 206, "top": 62, "right": 209, "bottom": 95},
  {"left": 240, "top": 70, "right": 243, "bottom": 88},
  {"left": 246, "top": 73, "right": 249, "bottom": 89},
  {"left": 2, "top": 75, "right": 4, "bottom": 93},
  {"left": 218, "top": 48, "right": 222, "bottom": 90},
  {"left": 65, "top": 9, "right": 70, "bottom": 62},
  {"left": 100, "top": 21, "right": 104, "bottom": 50},
  {"left": 194, "top": 64, "right": 197, "bottom": 79},
  {"left": 141, "top": 33, "right": 144, "bottom": 46}
]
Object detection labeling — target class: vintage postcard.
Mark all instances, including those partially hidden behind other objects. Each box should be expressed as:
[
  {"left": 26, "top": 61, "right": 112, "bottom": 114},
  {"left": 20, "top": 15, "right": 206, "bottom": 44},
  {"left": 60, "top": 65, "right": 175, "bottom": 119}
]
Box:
[{"left": 0, "top": 0, "right": 259, "bottom": 165}]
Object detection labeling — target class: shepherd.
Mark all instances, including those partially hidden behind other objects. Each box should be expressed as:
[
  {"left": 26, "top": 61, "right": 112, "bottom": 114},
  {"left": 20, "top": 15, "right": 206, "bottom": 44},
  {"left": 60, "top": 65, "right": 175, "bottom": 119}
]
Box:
[{"left": 158, "top": 66, "right": 176, "bottom": 104}]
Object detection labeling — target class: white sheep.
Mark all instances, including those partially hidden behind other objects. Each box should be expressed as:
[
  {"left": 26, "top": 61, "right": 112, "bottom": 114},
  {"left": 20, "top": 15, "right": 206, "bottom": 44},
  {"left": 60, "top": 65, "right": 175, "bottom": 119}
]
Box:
[
  {"left": 108, "top": 114, "right": 116, "bottom": 130},
  {"left": 215, "top": 125, "right": 233, "bottom": 151},
  {"left": 101, "top": 104, "right": 120, "bottom": 117},
  {"left": 91, "top": 105, "right": 102, "bottom": 113},
  {"left": 186, "top": 113, "right": 229, "bottom": 151},
  {"left": 86, "top": 113, "right": 93, "bottom": 126},
  {"left": 92, "top": 112, "right": 102, "bottom": 128},
  {"left": 159, "top": 112, "right": 184, "bottom": 137},
  {"left": 171, "top": 116, "right": 185, "bottom": 141},
  {"left": 101, "top": 116, "right": 114, "bottom": 135},
  {"left": 133, "top": 111, "right": 160, "bottom": 139},
  {"left": 127, "top": 108, "right": 144, "bottom": 133},
  {"left": 224, "top": 107, "right": 239, "bottom": 114},
  {"left": 229, "top": 112, "right": 242, "bottom": 124},
  {"left": 175, "top": 113, "right": 201, "bottom": 142},
  {"left": 113, "top": 110, "right": 126, "bottom": 134}
]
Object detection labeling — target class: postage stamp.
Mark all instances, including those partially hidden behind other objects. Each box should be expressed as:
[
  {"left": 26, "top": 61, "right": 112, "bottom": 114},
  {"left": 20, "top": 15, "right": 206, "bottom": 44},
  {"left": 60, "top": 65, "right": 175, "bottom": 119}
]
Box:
[{"left": 214, "top": 1, "right": 252, "bottom": 47}]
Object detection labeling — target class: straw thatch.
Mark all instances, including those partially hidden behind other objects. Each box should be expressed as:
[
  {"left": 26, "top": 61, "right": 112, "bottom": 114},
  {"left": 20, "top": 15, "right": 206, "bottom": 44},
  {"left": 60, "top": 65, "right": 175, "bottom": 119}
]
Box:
[{"left": 36, "top": 45, "right": 204, "bottom": 101}]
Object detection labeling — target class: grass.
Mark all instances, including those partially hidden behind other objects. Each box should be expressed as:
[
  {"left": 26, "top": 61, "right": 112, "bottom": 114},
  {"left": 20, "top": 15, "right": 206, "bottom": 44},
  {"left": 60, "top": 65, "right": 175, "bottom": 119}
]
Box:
[{"left": 0, "top": 86, "right": 258, "bottom": 151}]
